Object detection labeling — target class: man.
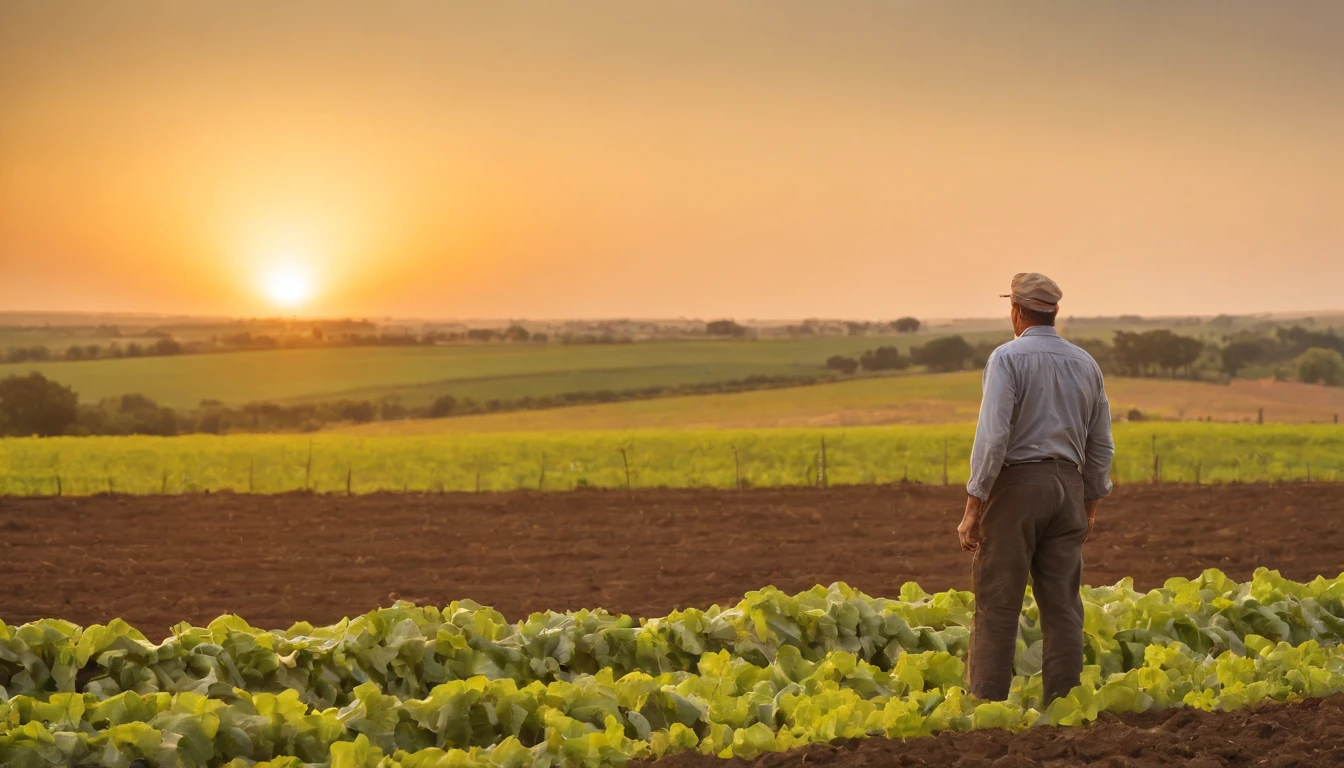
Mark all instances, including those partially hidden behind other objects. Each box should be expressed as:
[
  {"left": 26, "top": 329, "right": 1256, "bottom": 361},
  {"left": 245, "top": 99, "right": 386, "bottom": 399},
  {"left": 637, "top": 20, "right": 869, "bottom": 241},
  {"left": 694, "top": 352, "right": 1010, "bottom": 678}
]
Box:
[{"left": 956, "top": 272, "right": 1114, "bottom": 705}]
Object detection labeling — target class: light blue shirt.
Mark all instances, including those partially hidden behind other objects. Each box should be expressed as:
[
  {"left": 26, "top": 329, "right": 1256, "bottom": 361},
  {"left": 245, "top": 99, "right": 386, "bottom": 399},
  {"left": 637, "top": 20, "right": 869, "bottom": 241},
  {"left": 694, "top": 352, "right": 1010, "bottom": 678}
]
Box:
[{"left": 967, "top": 326, "right": 1114, "bottom": 501}]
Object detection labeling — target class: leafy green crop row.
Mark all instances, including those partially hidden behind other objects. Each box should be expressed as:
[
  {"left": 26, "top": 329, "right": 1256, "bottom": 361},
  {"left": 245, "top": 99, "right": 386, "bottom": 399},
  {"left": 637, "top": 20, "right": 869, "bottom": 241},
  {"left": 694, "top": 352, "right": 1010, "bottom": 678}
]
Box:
[
  {"left": 3, "top": 569, "right": 1344, "bottom": 767},
  {"left": 3, "top": 422, "right": 1343, "bottom": 495}
]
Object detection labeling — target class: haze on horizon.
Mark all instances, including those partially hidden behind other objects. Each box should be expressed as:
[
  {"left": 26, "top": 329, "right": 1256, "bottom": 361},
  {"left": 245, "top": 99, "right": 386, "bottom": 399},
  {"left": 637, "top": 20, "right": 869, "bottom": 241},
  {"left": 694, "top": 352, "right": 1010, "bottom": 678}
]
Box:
[{"left": 2, "top": 1, "right": 1341, "bottom": 321}]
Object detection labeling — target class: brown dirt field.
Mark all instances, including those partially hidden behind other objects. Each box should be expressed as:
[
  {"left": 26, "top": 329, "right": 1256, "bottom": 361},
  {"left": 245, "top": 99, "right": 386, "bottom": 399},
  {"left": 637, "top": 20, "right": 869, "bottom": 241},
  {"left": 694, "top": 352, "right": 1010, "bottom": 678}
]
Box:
[
  {"left": 2, "top": 483, "right": 1341, "bottom": 639},
  {"left": 644, "top": 696, "right": 1344, "bottom": 768}
]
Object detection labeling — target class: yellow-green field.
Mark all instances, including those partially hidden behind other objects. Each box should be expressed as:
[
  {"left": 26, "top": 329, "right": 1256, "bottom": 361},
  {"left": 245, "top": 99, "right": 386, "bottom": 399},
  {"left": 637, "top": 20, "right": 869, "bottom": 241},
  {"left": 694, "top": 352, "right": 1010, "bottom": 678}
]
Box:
[
  {"left": 339, "top": 372, "right": 1344, "bottom": 434},
  {"left": 2, "top": 422, "right": 1340, "bottom": 496}
]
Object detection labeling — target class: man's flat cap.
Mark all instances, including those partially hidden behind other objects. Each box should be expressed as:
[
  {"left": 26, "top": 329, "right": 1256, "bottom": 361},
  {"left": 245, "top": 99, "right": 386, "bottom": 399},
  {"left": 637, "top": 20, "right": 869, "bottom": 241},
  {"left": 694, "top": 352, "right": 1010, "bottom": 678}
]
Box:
[{"left": 1001, "top": 272, "right": 1062, "bottom": 312}]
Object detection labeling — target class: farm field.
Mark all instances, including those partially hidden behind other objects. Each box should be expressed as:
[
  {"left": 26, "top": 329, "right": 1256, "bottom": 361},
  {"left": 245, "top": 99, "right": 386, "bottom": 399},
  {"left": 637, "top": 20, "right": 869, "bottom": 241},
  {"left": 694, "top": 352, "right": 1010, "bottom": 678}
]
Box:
[
  {"left": 2, "top": 484, "right": 1343, "bottom": 767},
  {"left": 0, "top": 336, "right": 979, "bottom": 409},
  {"left": 4, "top": 483, "right": 1339, "bottom": 636},
  {"left": 3, "top": 422, "right": 1342, "bottom": 497},
  {"left": 343, "top": 372, "right": 1344, "bottom": 434}
]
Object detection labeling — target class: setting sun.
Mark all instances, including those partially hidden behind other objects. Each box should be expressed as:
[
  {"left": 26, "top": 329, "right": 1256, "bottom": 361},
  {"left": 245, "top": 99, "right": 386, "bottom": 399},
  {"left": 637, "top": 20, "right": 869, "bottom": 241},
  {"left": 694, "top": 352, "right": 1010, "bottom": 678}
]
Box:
[{"left": 260, "top": 262, "right": 316, "bottom": 310}]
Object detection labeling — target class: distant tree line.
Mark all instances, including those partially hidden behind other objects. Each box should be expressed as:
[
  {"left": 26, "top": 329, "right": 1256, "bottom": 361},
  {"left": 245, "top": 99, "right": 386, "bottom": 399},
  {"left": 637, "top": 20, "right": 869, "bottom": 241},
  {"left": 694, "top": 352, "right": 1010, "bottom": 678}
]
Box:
[
  {"left": 0, "top": 371, "right": 837, "bottom": 438},
  {"left": 822, "top": 325, "right": 1344, "bottom": 385},
  {"left": 768, "top": 317, "right": 921, "bottom": 339},
  {"left": 5, "top": 337, "right": 186, "bottom": 364},
  {"left": 1079, "top": 325, "right": 1344, "bottom": 383},
  {"left": 2, "top": 325, "right": 561, "bottom": 365},
  {"left": 826, "top": 335, "right": 1000, "bottom": 376},
  {"left": 7, "top": 317, "right": 933, "bottom": 364}
]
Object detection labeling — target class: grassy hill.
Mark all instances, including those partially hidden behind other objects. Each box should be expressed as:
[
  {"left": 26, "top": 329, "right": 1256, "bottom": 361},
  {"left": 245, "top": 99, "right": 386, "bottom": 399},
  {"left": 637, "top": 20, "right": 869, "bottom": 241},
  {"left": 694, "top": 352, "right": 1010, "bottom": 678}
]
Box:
[{"left": 339, "top": 372, "right": 1344, "bottom": 434}]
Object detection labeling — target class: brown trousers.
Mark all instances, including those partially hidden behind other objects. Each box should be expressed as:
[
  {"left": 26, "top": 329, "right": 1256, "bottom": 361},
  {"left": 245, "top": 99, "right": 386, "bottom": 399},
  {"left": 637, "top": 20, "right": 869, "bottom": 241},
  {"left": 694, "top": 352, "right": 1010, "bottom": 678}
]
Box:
[{"left": 967, "top": 459, "right": 1088, "bottom": 704}]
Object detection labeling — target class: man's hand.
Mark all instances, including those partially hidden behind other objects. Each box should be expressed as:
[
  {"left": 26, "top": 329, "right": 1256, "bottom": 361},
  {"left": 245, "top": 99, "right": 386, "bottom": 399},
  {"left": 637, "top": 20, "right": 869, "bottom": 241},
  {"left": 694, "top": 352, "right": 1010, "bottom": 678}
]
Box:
[
  {"left": 958, "top": 495, "right": 985, "bottom": 552},
  {"left": 1084, "top": 499, "right": 1100, "bottom": 543}
]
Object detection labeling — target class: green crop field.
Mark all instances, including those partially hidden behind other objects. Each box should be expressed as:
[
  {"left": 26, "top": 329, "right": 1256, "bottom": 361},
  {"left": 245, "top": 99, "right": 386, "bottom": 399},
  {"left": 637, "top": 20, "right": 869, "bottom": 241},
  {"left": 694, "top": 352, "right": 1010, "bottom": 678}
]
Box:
[
  {"left": 4, "top": 570, "right": 1344, "bottom": 766},
  {"left": 2, "top": 422, "right": 1340, "bottom": 496},
  {"left": 341, "top": 372, "right": 1344, "bottom": 434},
  {"left": 0, "top": 335, "right": 1013, "bottom": 409}
]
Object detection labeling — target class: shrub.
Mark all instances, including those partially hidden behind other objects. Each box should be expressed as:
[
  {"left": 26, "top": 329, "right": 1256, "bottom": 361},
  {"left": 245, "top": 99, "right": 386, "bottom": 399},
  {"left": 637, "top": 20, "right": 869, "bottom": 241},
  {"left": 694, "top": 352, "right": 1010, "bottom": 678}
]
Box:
[
  {"left": 912, "top": 335, "right": 974, "bottom": 373},
  {"left": 857, "top": 346, "right": 907, "bottom": 372},
  {"left": 825, "top": 355, "right": 859, "bottom": 375},
  {"left": 1297, "top": 348, "right": 1344, "bottom": 386}
]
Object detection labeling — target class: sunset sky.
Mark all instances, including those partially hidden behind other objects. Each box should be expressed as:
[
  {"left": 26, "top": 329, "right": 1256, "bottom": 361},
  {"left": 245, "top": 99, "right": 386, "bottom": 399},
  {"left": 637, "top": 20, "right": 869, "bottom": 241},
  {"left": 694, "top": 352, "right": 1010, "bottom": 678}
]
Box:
[{"left": 1, "top": 1, "right": 1341, "bottom": 320}]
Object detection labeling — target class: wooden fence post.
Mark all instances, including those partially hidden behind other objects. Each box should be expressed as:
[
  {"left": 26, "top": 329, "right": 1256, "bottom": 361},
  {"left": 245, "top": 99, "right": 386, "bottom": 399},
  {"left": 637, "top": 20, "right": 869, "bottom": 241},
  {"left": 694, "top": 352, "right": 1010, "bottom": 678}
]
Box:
[
  {"left": 942, "top": 438, "right": 949, "bottom": 486},
  {"left": 1151, "top": 435, "right": 1160, "bottom": 484},
  {"left": 733, "top": 446, "right": 741, "bottom": 491},
  {"left": 538, "top": 453, "right": 546, "bottom": 491},
  {"left": 620, "top": 447, "right": 632, "bottom": 494},
  {"left": 820, "top": 437, "right": 828, "bottom": 489}
]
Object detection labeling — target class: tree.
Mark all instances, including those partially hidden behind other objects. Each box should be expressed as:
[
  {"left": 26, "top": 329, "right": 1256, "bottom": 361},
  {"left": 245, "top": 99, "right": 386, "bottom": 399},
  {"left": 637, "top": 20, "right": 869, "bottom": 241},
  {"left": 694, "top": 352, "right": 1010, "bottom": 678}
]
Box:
[
  {"left": 825, "top": 355, "right": 859, "bottom": 374},
  {"left": 1155, "top": 333, "right": 1204, "bottom": 377},
  {"left": 858, "top": 346, "right": 908, "bottom": 371},
  {"left": 0, "top": 372, "right": 79, "bottom": 436},
  {"left": 1113, "top": 330, "right": 1202, "bottom": 377},
  {"left": 912, "top": 335, "right": 974, "bottom": 373},
  {"left": 1297, "top": 348, "right": 1344, "bottom": 386},
  {"left": 428, "top": 395, "right": 458, "bottom": 417},
  {"left": 503, "top": 325, "right": 531, "bottom": 342},
  {"left": 150, "top": 337, "right": 182, "bottom": 355},
  {"left": 1221, "top": 340, "right": 1268, "bottom": 376},
  {"left": 6, "top": 346, "right": 50, "bottom": 363},
  {"left": 105, "top": 393, "right": 178, "bottom": 436},
  {"left": 706, "top": 320, "right": 748, "bottom": 337},
  {"left": 1277, "top": 326, "right": 1344, "bottom": 356},
  {"left": 893, "top": 317, "right": 921, "bottom": 333}
]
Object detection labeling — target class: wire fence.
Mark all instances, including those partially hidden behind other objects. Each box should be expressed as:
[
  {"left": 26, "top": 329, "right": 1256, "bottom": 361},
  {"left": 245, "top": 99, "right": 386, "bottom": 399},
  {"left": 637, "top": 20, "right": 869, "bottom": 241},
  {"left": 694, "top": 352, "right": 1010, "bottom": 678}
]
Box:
[{"left": 0, "top": 424, "right": 1341, "bottom": 496}]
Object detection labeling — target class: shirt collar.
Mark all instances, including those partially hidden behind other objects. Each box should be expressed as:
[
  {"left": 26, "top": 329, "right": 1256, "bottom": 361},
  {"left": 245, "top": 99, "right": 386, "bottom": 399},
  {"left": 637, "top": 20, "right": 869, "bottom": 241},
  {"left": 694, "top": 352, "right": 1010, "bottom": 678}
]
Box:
[{"left": 1019, "top": 325, "right": 1059, "bottom": 339}]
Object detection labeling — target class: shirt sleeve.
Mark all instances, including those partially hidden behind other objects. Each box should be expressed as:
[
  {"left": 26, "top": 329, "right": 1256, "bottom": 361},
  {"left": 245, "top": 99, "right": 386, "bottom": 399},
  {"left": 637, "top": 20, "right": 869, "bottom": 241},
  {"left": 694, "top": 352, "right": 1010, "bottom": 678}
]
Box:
[
  {"left": 1083, "top": 377, "right": 1115, "bottom": 500},
  {"left": 966, "top": 350, "right": 1015, "bottom": 500}
]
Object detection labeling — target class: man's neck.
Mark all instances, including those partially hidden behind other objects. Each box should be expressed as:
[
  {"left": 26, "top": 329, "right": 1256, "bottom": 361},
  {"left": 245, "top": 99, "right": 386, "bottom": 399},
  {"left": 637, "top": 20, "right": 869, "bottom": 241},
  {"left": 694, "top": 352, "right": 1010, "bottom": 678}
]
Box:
[{"left": 1018, "top": 325, "right": 1058, "bottom": 338}]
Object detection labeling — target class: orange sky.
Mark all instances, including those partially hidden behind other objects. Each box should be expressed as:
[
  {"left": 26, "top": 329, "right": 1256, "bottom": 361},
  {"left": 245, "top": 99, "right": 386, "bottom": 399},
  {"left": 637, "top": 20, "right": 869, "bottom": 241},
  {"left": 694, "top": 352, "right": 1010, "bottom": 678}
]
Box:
[{"left": 1, "top": 1, "right": 1342, "bottom": 320}]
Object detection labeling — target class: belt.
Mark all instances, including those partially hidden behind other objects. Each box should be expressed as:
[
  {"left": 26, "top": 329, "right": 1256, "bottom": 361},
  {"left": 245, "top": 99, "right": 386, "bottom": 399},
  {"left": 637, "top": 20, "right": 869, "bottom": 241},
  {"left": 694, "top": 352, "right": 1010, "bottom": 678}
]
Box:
[{"left": 1002, "top": 457, "right": 1080, "bottom": 471}]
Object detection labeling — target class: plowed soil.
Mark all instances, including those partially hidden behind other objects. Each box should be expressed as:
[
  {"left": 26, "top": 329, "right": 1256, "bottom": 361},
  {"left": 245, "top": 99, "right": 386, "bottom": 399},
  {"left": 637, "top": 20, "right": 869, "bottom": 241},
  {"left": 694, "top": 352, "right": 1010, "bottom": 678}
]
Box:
[
  {"left": 2, "top": 483, "right": 1340, "bottom": 638},
  {"left": 3, "top": 482, "right": 1343, "bottom": 767}
]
